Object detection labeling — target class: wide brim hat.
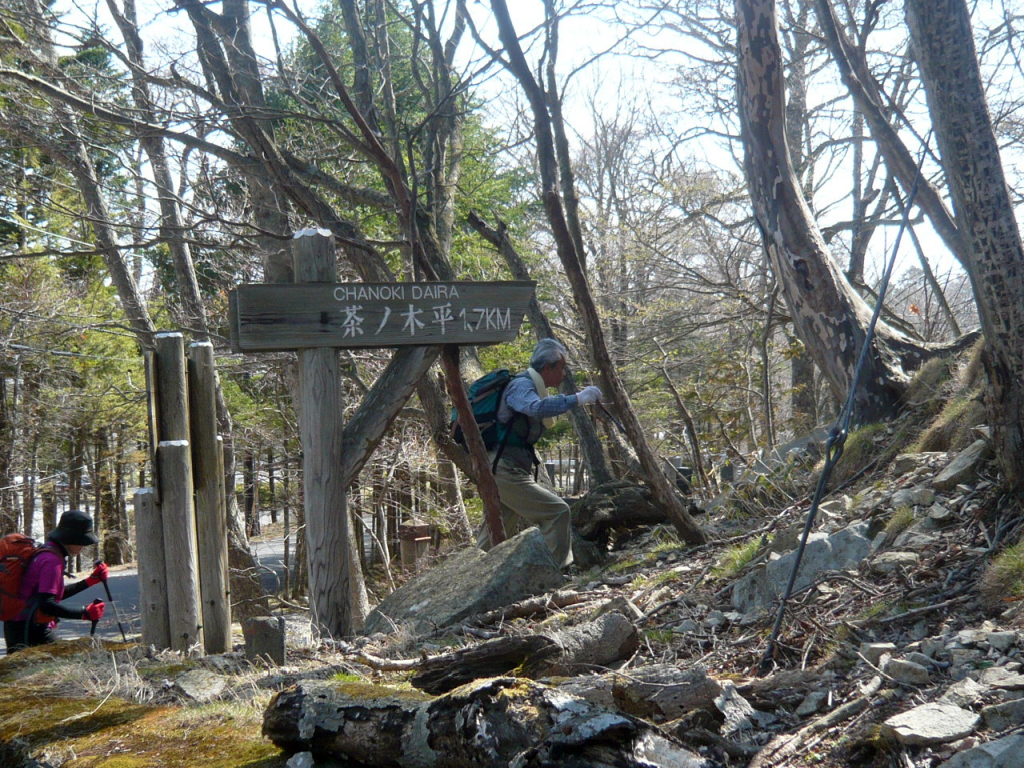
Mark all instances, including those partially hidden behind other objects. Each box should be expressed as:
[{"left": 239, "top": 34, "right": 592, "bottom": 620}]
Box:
[{"left": 48, "top": 509, "right": 99, "bottom": 546}]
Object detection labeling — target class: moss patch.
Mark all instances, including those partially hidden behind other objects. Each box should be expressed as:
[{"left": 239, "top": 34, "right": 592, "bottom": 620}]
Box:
[{"left": 0, "top": 642, "right": 288, "bottom": 768}]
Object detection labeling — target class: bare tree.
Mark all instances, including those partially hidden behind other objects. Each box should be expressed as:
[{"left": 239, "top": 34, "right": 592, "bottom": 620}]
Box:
[{"left": 905, "top": 0, "right": 1024, "bottom": 487}]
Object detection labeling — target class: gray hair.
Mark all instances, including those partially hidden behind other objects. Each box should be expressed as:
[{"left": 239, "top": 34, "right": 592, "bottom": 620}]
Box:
[{"left": 530, "top": 338, "right": 567, "bottom": 371}]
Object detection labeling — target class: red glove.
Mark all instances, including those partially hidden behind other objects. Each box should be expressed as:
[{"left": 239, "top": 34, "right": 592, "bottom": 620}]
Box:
[
  {"left": 85, "top": 562, "right": 109, "bottom": 587},
  {"left": 83, "top": 600, "right": 105, "bottom": 622}
]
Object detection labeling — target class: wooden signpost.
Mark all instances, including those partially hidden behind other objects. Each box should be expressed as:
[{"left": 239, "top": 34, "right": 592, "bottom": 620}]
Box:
[
  {"left": 229, "top": 280, "right": 534, "bottom": 351},
  {"left": 227, "top": 229, "right": 534, "bottom": 637}
]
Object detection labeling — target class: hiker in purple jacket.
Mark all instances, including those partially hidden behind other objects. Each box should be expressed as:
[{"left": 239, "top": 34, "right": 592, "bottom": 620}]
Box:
[{"left": 3, "top": 510, "right": 107, "bottom": 652}]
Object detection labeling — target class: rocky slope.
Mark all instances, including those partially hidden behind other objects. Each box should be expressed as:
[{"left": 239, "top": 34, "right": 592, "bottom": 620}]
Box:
[{"left": 3, "top": 409, "right": 1022, "bottom": 767}]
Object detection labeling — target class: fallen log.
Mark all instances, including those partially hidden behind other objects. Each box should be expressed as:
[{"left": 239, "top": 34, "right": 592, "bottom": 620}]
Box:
[
  {"left": 411, "top": 612, "right": 639, "bottom": 694},
  {"left": 262, "top": 676, "right": 710, "bottom": 767}
]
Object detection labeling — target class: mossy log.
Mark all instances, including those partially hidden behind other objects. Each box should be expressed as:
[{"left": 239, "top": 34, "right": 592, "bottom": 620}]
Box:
[
  {"left": 411, "top": 612, "right": 639, "bottom": 695},
  {"left": 262, "top": 677, "right": 707, "bottom": 767}
]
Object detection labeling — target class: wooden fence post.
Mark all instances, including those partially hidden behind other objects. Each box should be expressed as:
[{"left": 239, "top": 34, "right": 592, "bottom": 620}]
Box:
[
  {"left": 158, "top": 440, "right": 203, "bottom": 653},
  {"left": 134, "top": 488, "right": 170, "bottom": 648},
  {"left": 293, "top": 229, "right": 358, "bottom": 637},
  {"left": 154, "top": 332, "right": 203, "bottom": 653},
  {"left": 188, "top": 341, "right": 231, "bottom": 653}
]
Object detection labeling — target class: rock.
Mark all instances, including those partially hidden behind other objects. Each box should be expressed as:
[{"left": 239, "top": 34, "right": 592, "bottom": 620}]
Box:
[
  {"left": 928, "top": 504, "right": 956, "bottom": 525},
  {"left": 883, "top": 657, "right": 931, "bottom": 686},
  {"left": 933, "top": 440, "right": 993, "bottom": 491},
  {"left": 732, "top": 523, "right": 872, "bottom": 612},
  {"left": 871, "top": 551, "right": 921, "bottom": 575},
  {"left": 860, "top": 642, "right": 898, "bottom": 666},
  {"left": 563, "top": 664, "right": 723, "bottom": 720},
  {"left": 941, "top": 678, "right": 989, "bottom": 708},
  {"left": 795, "top": 691, "right": 828, "bottom": 717},
  {"left": 171, "top": 669, "right": 227, "bottom": 703},
  {"left": 892, "top": 530, "right": 939, "bottom": 549},
  {"left": 922, "top": 637, "right": 947, "bottom": 659},
  {"left": 939, "top": 734, "right": 1024, "bottom": 768},
  {"left": 958, "top": 629, "right": 989, "bottom": 646},
  {"left": 978, "top": 667, "right": 1024, "bottom": 691},
  {"left": 981, "top": 699, "right": 1024, "bottom": 732},
  {"left": 286, "top": 753, "right": 315, "bottom": 768},
  {"left": 715, "top": 681, "right": 774, "bottom": 737},
  {"left": 882, "top": 703, "right": 980, "bottom": 746},
  {"left": 891, "top": 487, "right": 937, "bottom": 508},
  {"left": 988, "top": 632, "right": 1018, "bottom": 653},
  {"left": 363, "top": 528, "right": 564, "bottom": 635},
  {"left": 818, "top": 497, "right": 851, "bottom": 516},
  {"left": 243, "top": 616, "right": 287, "bottom": 666},
  {"left": 906, "top": 651, "right": 935, "bottom": 668}
]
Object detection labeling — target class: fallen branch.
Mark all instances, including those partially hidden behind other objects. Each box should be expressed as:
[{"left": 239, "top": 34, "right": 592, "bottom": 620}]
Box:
[
  {"left": 846, "top": 594, "right": 970, "bottom": 629},
  {"left": 453, "top": 589, "right": 599, "bottom": 629}
]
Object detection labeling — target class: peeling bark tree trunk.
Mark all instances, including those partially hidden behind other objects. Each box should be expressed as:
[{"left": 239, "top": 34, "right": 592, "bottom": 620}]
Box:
[
  {"left": 904, "top": 0, "right": 1024, "bottom": 488},
  {"left": 735, "top": 0, "right": 943, "bottom": 424}
]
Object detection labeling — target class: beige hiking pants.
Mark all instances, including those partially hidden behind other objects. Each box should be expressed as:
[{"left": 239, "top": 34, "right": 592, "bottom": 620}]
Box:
[{"left": 476, "top": 459, "right": 573, "bottom": 568}]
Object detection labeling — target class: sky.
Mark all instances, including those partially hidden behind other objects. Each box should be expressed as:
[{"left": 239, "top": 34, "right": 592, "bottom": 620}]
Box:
[{"left": 45, "top": 0, "right": 969, "bottom": 292}]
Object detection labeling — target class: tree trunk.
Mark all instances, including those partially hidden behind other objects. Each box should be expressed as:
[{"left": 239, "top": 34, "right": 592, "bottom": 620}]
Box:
[
  {"left": 734, "top": 0, "right": 943, "bottom": 424},
  {"left": 244, "top": 449, "right": 259, "bottom": 538},
  {"left": 904, "top": 0, "right": 1024, "bottom": 488}
]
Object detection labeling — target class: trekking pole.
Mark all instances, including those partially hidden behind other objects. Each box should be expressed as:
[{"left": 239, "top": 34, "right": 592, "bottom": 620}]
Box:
[
  {"left": 95, "top": 561, "right": 128, "bottom": 642},
  {"left": 88, "top": 598, "right": 102, "bottom": 637}
]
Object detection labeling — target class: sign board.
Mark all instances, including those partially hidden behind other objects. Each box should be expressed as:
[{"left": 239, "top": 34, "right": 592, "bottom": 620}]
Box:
[{"left": 229, "top": 281, "right": 535, "bottom": 352}]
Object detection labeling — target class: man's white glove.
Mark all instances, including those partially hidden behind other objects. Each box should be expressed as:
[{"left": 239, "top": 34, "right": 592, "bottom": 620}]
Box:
[{"left": 576, "top": 386, "right": 603, "bottom": 406}]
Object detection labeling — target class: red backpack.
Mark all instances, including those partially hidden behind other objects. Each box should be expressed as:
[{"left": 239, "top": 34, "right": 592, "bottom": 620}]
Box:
[{"left": 0, "top": 533, "right": 44, "bottom": 621}]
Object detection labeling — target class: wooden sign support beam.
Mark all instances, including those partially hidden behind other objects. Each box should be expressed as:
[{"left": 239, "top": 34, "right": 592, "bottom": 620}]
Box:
[{"left": 293, "top": 230, "right": 358, "bottom": 637}]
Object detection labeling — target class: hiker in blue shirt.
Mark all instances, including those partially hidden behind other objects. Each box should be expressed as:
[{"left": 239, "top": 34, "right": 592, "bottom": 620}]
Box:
[{"left": 479, "top": 338, "right": 601, "bottom": 568}]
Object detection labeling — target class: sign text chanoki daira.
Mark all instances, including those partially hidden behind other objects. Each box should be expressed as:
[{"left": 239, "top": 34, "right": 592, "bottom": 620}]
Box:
[{"left": 333, "top": 284, "right": 462, "bottom": 302}]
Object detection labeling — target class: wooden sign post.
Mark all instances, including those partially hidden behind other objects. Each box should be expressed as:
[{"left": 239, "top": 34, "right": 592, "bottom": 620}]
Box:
[{"left": 229, "top": 229, "right": 534, "bottom": 637}]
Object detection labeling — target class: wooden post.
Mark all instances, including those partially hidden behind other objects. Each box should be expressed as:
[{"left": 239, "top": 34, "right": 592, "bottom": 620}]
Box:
[
  {"left": 134, "top": 488, "right": 170, "bottom": 648},
  {"left": 440, "top": 345, "right": 506, "bottom": 546},
  {"left": 188, "top": 341, "right": 231, "bottom": 654},
  {"left": 155, "top": 333, "right": 190, "bottom": 442},
  {"left": 158, "top": 440, "right": 203, "bottom": 653},
  {"left": 293, "top": 229, "right": 357, "bottom": 637},
  {"left": 155, "top": 327, "right": 202, "bottom": 653}
]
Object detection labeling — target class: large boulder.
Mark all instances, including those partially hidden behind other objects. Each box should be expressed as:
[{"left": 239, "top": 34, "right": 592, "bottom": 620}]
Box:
[
  {"left": 363, "top": 528, "right": 564, "bottom": 635},
  {"left": 732, "top": 523, "right": 872, "bottom": 612}
]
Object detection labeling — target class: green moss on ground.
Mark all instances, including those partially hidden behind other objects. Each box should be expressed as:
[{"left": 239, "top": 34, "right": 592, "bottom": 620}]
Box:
[{"left": 0, "top": 641, "right": 288, "bottom": 768}]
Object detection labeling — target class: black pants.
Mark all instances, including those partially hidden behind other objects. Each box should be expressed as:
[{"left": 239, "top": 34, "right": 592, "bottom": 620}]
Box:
[{"left": 3, "top": 620, "right": 58, "bottom": 653}]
